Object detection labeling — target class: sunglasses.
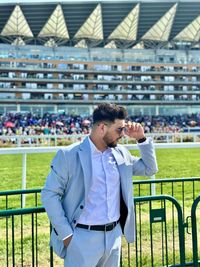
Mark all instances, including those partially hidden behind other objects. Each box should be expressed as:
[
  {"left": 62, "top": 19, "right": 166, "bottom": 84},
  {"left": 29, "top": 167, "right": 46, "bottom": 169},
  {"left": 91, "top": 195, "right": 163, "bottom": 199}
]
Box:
[
  {"left": 116, "top": 126, "right": 127, "bottom": 134},
  {"left": 104, "top": 123, "right": 127, "bottom": 134}
]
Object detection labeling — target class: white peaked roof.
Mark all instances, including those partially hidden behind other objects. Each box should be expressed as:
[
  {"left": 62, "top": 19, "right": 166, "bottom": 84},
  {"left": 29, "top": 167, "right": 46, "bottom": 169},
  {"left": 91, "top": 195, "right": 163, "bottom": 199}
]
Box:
[
  {"left": 142, "top": 3, "right": 177, "bottom": 41},
  {"left": 1, "top": 5, "right": 33, "bottom": 37},
  {"left": 74, "top": 4, "right": 103, "bottom": 40},
  {"left": 0, "top": 1, "right": 199, "bottom": 48},
  {"left": 132, "top": 41, "right": 144, "bottom": 49},
  {"left": 108, "top": 4, "right": 139, "bottom": 41},
  {"left": 74, "top": 39, "right": 88, "bottom": 48},
  {"left": 38, "top": 4, "right": 69, "bottom": 39},
  {"left": 174, "top": 15, "right": 200, "bottom": 42},
  {"left": 12, "top": 37, "right": 25, "bottom": 45},
  {"left": 192, "top": 43, "right": 200, "bottom": 48},
  {"left": 104, "top": 41, "right": 117, "bottom": 49},
  {"left": 44, "top": 38, "right": 58, "bottom": 47}
]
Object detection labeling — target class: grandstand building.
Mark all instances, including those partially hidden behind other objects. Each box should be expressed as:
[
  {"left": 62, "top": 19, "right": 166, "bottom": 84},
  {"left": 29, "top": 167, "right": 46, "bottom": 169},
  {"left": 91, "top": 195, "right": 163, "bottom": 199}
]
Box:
[{"left": 0, "top": 0, "right": 200, "bottom": 116}]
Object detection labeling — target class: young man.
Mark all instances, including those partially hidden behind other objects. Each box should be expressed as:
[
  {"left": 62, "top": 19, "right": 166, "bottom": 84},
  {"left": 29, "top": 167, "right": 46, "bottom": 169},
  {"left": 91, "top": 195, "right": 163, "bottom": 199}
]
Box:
[{"left": 41, "top": 103, "right": 158, "bottom": 267}]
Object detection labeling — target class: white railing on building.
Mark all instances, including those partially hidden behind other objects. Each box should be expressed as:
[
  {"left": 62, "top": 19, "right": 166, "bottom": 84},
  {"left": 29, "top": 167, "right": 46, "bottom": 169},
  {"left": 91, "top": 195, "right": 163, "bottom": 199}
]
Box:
[{"left": 1, "top": 142, "right": 200, "bottom": 207}]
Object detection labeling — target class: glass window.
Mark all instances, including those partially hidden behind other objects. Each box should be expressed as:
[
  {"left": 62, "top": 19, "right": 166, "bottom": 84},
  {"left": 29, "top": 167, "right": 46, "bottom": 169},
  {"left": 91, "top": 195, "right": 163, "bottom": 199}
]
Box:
[
  {"left": 20, "top": 105, "right": 32, "bottom": 113},
  {"left": 5, "top": 105, "right": 17, "bottom": 113}
]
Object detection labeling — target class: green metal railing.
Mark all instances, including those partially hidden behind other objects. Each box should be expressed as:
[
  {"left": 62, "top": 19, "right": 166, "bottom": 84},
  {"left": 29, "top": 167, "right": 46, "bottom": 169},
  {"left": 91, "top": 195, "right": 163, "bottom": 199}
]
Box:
[
  {"left": 133, "top": 177, "right": 200, "bottom": 219},
  {"left": 0, "top": 206, "right": 47, "bottom": 267},
  {"left": 123, "top": 195, "right": 186, "bottom": 267},
  {"left": 1, "top": 177, "right": 200, "bottom": 211},
  {"left": 137, "top": 195, "right": 185, "bottom": 267},
  {"left": 0, "top": 188, "right": 41, "bottom": 210},
  {"left": 0, "top": 195, "right": 189, "bottom": 267},
  {"left": 1, "top": 177, "right": 200, "bottom": 266}
]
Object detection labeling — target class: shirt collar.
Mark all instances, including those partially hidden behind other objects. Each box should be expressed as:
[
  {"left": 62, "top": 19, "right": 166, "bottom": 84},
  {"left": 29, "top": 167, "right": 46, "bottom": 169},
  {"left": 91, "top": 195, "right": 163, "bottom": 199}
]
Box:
[{"left": 88, "top": 136, "right": 112, "bottom": 155}]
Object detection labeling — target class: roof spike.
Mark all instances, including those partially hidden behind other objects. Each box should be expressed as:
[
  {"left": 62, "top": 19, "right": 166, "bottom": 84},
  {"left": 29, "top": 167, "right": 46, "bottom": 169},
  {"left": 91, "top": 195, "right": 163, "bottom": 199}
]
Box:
[
  {"left": 38, "top": 4, "right": 69, "bottom": 39},
  {"left": 141, "top": 3, "right": 177, "bottom": 42},
  {"left": 174, "top": 15, "right": 200, "bottom": 42},
  {"left": 75, "top": 39, "right": 88, "bottom": 48},
  {"left": 132, "top": 41, "right": 144, "bottom": 49},
  {"left": 1, "top": 5, "right": 33, "bottom": 37},
  {"left": 44, "top": 38, "right": 57, "bottom": 47},
  {"left": 74, "top": 4, "right": 103, "bottom": 40},
  {"left": 108, "top": 3, "right": 140, "bottom": 41},
  {"left": 104, "top": 41, "right": 117, "bottom": 49},
  {"left": 12, "top": 37, "right": 26, "bottom": 46}
]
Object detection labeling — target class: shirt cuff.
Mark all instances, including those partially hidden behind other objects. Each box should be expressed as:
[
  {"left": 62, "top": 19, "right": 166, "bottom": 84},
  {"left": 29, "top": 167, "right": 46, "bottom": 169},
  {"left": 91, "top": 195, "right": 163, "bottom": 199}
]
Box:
[
  {"left": 137, "top": 137, "right": 152, "bottom": 145},
  {"left": 63, "top": 233, "right": 73, "bottom": 241}
]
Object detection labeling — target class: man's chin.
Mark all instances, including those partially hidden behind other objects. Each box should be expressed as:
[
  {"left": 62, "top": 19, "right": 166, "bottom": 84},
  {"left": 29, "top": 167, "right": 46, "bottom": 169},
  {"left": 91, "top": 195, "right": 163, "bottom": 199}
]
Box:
[{"left": 107, "top": 141, "right": 118, "bottom": 148}]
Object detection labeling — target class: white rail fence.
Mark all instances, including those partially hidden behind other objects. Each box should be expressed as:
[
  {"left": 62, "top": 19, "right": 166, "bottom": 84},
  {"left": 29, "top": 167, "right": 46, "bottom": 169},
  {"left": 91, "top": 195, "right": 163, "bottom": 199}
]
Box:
[
  {"left": 0, "top": 142, "right": 200, "bottom": 207},
  {"left": 0, "top": 132, "right": 200, "bottom": 147}
]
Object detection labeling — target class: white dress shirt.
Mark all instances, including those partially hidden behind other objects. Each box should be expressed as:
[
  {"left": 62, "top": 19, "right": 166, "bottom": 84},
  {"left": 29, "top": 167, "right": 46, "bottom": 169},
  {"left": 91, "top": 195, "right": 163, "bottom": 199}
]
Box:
[{"left": 77, "top": 137, "right": 120, "bottom": 225}]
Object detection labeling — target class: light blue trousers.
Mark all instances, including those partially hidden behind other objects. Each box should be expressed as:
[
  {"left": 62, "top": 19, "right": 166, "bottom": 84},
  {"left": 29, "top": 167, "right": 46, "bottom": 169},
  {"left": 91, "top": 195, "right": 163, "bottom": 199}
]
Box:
[{"left": 64, "top": 223, "right": 122, "bottom": 267}]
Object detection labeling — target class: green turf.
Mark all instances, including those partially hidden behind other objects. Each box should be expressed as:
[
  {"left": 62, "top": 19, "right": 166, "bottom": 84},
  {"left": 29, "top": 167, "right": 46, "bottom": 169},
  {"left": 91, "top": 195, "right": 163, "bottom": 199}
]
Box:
[
  {"left": 133, "top": 147, "right": 200, "bottom": 179},
  {"left": 0, "top": 147, "right": 199, "bottom": 266},
  {"left": 0, "top": 148, "right": 199, "bottom": 192}
]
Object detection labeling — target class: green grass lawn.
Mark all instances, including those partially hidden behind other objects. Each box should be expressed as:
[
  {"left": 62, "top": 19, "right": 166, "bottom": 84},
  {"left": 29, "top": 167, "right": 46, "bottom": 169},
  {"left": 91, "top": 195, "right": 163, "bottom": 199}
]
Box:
[
  {"left": 0, "top": 147, "right": 199, "bottom": 191},
  {"left": 133, "top": 147, "right": 200, "bottom": 179},
  {"left": 0, "top": 147, "right": 199, "bottom": 267}
]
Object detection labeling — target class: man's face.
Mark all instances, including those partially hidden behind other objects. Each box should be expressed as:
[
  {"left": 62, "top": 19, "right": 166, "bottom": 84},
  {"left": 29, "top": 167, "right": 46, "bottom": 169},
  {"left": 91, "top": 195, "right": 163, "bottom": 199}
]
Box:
[{"left": 103, "top": 119, "right": 126, "bottom": 148}]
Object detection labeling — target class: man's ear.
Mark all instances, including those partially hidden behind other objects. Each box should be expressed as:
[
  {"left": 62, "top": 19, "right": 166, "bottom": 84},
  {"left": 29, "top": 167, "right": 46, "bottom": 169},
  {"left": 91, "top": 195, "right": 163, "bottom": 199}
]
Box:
[{"left": 98, "top": 122, "right": 106, "bottom": 135}]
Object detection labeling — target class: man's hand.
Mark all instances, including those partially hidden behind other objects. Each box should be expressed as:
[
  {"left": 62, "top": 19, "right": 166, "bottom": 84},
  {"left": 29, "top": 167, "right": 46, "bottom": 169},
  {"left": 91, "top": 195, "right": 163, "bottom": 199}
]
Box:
[
  {"left": 63, "top": 235, "right": 73, "bottom": 247},
  {"left": 125, "top": 122, "right": 145, "bottom": 140}
]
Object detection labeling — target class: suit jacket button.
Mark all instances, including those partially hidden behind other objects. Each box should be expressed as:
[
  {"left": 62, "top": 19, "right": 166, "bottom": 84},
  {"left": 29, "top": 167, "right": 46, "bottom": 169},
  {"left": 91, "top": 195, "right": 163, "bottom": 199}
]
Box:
[
  {"left": 80, "top": 205, "right": 84, "bottom": 209},
  {"left": 73, "top": 220, "right": 76, "bottom": 224}
]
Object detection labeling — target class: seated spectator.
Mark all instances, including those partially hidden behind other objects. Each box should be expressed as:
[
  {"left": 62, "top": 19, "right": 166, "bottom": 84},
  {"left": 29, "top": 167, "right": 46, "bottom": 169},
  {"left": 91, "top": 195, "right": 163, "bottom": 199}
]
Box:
[{"left": 0, "top": 111, "right": 199, "bottom": 143}]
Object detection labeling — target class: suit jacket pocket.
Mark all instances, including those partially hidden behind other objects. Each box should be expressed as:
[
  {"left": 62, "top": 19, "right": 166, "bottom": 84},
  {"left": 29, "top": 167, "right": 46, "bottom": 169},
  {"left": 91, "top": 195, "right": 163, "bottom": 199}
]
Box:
[{"left": 50, "top": 230, "right": 66, "bottom": 259}]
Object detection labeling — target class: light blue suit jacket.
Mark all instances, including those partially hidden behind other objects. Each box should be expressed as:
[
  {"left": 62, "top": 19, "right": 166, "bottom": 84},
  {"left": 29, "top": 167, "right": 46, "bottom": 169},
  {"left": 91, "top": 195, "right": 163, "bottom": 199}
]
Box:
[{"left": 41, "top": 137, "right": 158, "bottom": 258}]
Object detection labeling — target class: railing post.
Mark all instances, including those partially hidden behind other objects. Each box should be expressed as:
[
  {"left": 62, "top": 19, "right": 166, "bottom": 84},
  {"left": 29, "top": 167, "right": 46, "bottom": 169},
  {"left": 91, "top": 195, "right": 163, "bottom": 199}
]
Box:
[
  {"left": 181, "top": 134, "right": 183, "bottom": 143},
  {"left": 150, "top": 175, "right": 156, "bottom": 195},
  {"left": 17, "top": 136, "right": 21, "bottom": 147},
  {"left": 48, "top": 137, "right": 50, "bottom": 146},
  {"left": 22, "top": 153, "right": 27, "bottom": 207},
  {"left": 191, "top": 195, "right": 200, "bottom": 267}
]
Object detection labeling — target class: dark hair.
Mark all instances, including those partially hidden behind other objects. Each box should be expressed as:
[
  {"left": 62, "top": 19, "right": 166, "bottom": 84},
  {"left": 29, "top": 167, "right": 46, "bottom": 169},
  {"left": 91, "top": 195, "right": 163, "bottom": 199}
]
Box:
[{"left": 93, "top": 103, "right": 128, "bottom": 124}]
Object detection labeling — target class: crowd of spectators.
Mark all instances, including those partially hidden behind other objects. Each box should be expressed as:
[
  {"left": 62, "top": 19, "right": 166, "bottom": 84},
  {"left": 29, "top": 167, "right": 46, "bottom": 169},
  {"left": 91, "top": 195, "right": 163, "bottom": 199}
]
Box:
[{"left": 0, "top": 112, "right": 200, "bottom": 138}]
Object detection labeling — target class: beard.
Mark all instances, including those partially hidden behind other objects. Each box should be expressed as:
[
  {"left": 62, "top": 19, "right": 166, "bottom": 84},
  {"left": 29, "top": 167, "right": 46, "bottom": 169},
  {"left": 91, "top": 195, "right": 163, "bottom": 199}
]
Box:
[
  {"left": 103, "top": 134, "right": 120, "bottom": 148},
  {"left": 107, "top": 141, "right": 117, "bottom": 148}
]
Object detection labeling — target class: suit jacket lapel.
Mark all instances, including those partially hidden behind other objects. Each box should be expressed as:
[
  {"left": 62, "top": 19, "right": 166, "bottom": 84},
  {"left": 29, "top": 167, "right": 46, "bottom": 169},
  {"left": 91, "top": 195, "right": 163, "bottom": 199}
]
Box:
[
  {"left": 78, "top": 137, "right": 93, "bottom": 198},
  {"left": 112, "top": 147, "right": 128, "bottom": 231},
  {"left": 112, "top": 147, "right": 125, "bottom": 173}
]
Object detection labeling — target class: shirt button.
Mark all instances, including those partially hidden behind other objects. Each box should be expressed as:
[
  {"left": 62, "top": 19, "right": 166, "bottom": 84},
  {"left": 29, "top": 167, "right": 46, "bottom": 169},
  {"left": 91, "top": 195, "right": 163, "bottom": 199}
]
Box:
[{"left": 80, "top": 205, "right": 84, "bottom": 209}]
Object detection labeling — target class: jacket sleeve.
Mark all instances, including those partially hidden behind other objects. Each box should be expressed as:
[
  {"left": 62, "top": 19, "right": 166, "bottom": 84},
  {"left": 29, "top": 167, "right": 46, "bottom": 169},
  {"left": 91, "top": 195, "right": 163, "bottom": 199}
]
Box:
[
  {"left": 129, "top": 138, "right": 158, "bottom": 176},
  {"left": 41, "top": 149, "right": 73, "bottom": 240}
]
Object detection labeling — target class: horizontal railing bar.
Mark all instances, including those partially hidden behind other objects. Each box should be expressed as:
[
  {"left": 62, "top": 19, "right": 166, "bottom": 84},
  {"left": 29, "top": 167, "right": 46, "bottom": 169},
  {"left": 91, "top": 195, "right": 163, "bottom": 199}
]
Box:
[
  {"left": 133, "top": 177, "right": 200, "bottom": 184},
  {"left": 0, "top": 188, "right": 41, "bottom": 196},
  {"left": 0, "top": 206, "right": 45, "bottom": 217},
  {"left": 0, "top": 196, "right": 178, "bottom": 225},
  {"left": 126, "top": 143, "right": 200, "bottom": 150},
  {"left": 0, "top": 177, "right": 199, "bottom": 196},
  {"left": 164, "top": 261, "right": 198, "bottom": 267},
  {"left": 0, "top": 142, "right": 200, "bottom": 155},
  {"left": 0, "top": 195, "right": 179, "bottom": 217},
  {"left": 134, "top": 194, "right": 181, "bottom": 207},
  {"left": 0, "top": 132, "right": 199, "bottom": 139}
]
